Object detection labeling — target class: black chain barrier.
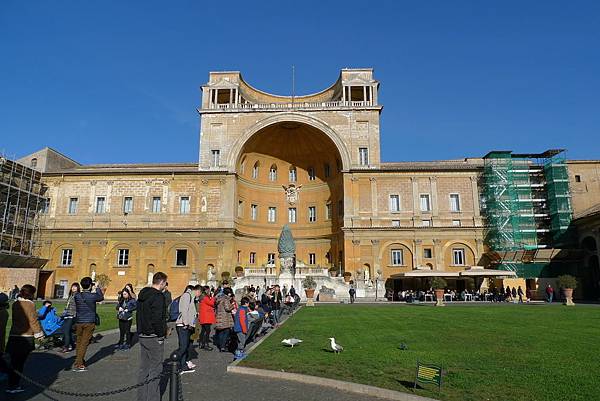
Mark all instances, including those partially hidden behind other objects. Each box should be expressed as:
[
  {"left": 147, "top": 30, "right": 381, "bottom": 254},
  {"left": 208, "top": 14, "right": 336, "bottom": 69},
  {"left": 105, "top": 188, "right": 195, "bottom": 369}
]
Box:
[{"left": 6, "top": 352, "right": 184, "bottom": 401}]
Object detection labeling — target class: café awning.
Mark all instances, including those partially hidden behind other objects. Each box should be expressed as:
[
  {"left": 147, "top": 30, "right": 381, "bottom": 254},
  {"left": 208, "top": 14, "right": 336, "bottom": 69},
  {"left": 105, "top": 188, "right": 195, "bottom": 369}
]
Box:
[
  {"left": 390, "top": 271, "right": 460, "bottom": 278},
  {"left": 459, "top": 266, "right": 517, "bottom": 277}
]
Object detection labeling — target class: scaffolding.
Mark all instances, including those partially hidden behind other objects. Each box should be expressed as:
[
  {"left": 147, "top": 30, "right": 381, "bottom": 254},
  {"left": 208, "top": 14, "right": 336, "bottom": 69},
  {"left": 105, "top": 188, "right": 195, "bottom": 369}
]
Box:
[
  {"left": 481, "top": 149, "right": 574, "bottom": 278},
  {"left": 0, "top": 154, "right": 48, "bottom": 268}
]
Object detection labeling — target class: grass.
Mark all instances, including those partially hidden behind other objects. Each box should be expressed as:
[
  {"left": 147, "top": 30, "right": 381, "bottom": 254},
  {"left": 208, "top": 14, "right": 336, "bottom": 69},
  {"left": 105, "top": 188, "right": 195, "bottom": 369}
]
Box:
[
  {"left": 240, "top": 304, "right": 600, "bottom": 401},
  {"left": 5, "top": 301, "right": 120, "bottom": 334}
]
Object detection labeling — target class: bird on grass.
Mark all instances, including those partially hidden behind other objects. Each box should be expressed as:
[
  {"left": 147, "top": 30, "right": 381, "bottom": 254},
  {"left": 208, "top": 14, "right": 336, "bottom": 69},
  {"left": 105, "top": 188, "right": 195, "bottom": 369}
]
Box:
[
  {"left": 329, "top": 337, "right": 344, "bottom": 353},
  {"left": 398, "top": 343, "right": 408, "bottom": 350},
  {"left": 281, "top": 338, "right": 303, "bottom": 348}
]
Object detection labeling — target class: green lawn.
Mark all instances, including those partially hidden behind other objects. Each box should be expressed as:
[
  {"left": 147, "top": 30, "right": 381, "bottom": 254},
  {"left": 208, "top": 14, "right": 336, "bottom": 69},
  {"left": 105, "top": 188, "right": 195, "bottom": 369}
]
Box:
[
  {"left": 241, "top": 304, "right": 600, "bottom": 401},
  {"left": 5, "top": 301, "right": 120, "bottom": 334}
]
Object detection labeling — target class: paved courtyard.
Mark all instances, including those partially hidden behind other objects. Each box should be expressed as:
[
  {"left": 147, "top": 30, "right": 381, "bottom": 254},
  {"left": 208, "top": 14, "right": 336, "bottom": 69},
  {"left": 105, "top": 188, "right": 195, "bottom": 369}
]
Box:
[{"left": 1, "top": 329, "right": 389, "bottom": 401}]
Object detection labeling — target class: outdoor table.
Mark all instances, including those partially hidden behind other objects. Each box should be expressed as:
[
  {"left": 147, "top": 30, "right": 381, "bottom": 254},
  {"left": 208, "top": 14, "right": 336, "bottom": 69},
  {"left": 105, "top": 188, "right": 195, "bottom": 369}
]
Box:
[
  {"left": 465, "top": 293, "right": 473, "bottom": 301},
  {"left": 444, "top": 293, "right": 453, "bottom": 302}
]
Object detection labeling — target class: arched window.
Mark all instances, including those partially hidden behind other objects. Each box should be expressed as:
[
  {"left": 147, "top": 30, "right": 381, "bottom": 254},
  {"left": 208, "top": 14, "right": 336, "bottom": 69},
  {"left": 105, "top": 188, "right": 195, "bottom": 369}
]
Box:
[
  {"left": 289, "top": 166, "right": 297, "bottom": 182},
  {"left": 239, "top": 157, "right": 246, "bottom": 174},
  {"left": 269, "top": 164, "right": 278, "bottom": 181},
  {"left": 252, "top": 161, "right": 260, "bottom": 179}
]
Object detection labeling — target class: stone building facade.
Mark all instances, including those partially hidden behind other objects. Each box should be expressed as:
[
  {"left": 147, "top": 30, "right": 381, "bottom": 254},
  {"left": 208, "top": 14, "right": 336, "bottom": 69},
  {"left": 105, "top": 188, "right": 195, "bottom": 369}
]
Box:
[{"left": 11, "top": 69, "right": 600, "bottom": 299}]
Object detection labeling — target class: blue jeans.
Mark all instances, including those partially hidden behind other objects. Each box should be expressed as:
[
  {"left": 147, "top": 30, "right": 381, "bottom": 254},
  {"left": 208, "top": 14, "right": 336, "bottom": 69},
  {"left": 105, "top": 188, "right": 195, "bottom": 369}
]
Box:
[
  {"left": 175, "top": 326, "right": 193, "bottom": 368},
  {"left": 63, "top": 317, "right": 75, "bottom": 348},
  {"left": 215, "top": 328, "right": 231, "bottom": 351},
  {"left": 547, "top": 293, "right": 553, "bottom": 303}
]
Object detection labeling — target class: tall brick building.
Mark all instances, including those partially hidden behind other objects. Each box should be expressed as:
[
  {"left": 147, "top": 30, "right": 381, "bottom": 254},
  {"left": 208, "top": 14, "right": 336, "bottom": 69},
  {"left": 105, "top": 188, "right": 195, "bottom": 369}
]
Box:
[{"left": 8, "top": 69, "right": 600, "bottom": 299}]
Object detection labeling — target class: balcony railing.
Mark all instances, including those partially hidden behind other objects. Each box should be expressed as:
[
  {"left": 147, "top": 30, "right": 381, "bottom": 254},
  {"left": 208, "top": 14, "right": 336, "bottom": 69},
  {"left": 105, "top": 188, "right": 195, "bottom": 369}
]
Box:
[{"left": 209, "top": 100, "right": 375, "bottom": 111}]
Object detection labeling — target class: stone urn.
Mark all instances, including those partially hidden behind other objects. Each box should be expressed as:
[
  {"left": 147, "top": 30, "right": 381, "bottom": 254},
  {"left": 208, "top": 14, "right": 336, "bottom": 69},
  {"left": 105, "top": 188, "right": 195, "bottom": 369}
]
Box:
[
  {"left": 434, "top": 289, "right": 445, "bottom": 307},
  {"left": 302, "top": 276, "right": 317, "bottom": 307},
  {"left": 343, "top": 272, "right": 352, "bottom": 283},
  {"left": 305, "top": 288, "right": 315, "bottom": 299},
  {"left": 563, "top": 288, "right": 575, "bottom": 306}
]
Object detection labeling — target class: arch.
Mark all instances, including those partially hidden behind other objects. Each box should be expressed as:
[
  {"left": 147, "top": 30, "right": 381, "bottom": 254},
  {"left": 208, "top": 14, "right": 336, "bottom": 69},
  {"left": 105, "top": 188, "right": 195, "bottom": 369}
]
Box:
[
  {"left": 252, "top": 161, "right": 260, "bottom": 179},
  {"left": 288, "top": 166, "right": 297, "bottom": 182},
  {"left": 227, "top": 113, "right": 352, "bottom": 172},
  {"left": 442, "top": 241, "right": 477, "bottom": 267},
  {"left": 581, "top": 236, "right": 597, "bottom": 252},
  {"left": 163, "top": 241, "right": 200, "bottom": 265}
]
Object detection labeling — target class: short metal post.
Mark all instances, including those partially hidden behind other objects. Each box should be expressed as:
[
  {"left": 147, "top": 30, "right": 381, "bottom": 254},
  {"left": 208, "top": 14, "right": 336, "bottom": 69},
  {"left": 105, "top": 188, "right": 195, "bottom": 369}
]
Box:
[{"left": 169, "top": 352, "right": 179, "bottom": 401}]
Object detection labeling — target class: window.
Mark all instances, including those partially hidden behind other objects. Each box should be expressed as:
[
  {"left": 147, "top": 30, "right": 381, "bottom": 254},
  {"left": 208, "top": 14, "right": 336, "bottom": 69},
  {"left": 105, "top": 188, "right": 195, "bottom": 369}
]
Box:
[
  {"left": 249, "top": 252, "right": 256, "bottom": 264},
  {"left": 41, "top": 198, "right": 50, "bottom": 214},
  {"left": 240, "top": 159, "right": 246, "bottom": 174},
  {"left": 117, "top": 249, "right": 129, "bottom": 266},
  {"left": 391, "top": 249, "right": 403, "bottom": 266},
  {"left": 268, "top": 207, "right": 277, "bottom": 223},
  {"left": 250, "top": 204, "right": 258, "bottom": 221},
  {"left": 68, "top": 198, "right": 78, "bottom": 214},
  {"left": 179, "top": 196, "right": 190, "bottom": 214},
  {"left": 324, "top": 163, "right": 331, "bottom": 178},
  {"left": 449, "top": 194, "right": 461, "bottom": 212},
  {"left": 176, "top": 249, "right": 187, "bottom": 266},
  {"left": 289, "top": 167, "right": 297, "bottom": 182},
  {"left": 267, "top": 253, "right": 276, "bottom": 264},
  {"left": 123, "top": 196, "right": 133, "bottom": 214},
  {"left": 152, "top": 197, "right": 161, "bottom": 213},
  {"left": 452, "top": 219, "right": 461, "bottom": 227},
  {"left": 211, "top": 150, "right": 220, "bottom": 167},
  {"left": 420, "top": 194, "right": 431, "bottom": 212},
  {"left": 61, "top": 249, "right": 73, "bottom": 266},
  {"left": 95, "top": 196, "right": 106, "bottom": 214},
  {"left": 309, "top": 253, "right": 316, "bottom": 265},
  {"left": 391, "top": 219, "right": 400, "bottom": 227},
  {"left": 30, "top": 158, "right": 38, "bottom": 168},
  {"left": 252, "top": 162, "right": 259, "bottom": 179},
  {"left": 237, "top": 200, "right": 243, "bottom": 217},
  {"left": 288, "top": 207, "right": 297, "bottom": 223},
  {"left": 359, "top": 147, "right": 369, "bottom": 166},
  {"left": 423, "top": 248, "right": 432, "bottom": 259},
  {"left": 338, "top": 200, "right": 343, "bottom": 217},
  {"left": 269, "top": 165, "right": 277, "bottom": 181},
  {"left": 452, "top": 248, "right": 465, "bottom": 265},
  {"left": 308, "top": 167, "right": 316, "bottom": 181},
  {"left": 422, "top": 219, "right": 431, "bottom": 227},
  {"left": 389, "top": 195, "right": 400, "bottom": 212},
  {"left": 308, "top": 206, "right": 316, "bottom": 222},
  {"left": 575, "top": 175, "right": 581, "bottom": 182},
  {"left": 325, "top": 203, "right": 332, "bottom": 220}
]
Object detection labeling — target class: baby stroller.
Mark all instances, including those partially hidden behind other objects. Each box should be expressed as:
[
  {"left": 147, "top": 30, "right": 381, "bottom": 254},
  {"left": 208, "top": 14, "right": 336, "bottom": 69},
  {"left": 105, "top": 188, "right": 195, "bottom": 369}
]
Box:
[{"left": 37, "top": 302, "right": 64, "bottom": 350}]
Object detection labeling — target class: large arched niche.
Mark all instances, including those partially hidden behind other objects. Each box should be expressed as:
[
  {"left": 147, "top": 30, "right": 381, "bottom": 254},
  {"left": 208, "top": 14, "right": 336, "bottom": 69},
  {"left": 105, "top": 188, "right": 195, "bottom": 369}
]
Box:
[
  {"left": 233, "top": 119, "right": 345, "bottom": 270},
  {"left": 227, "top": 113, "right": 351, "bottom": 172}
]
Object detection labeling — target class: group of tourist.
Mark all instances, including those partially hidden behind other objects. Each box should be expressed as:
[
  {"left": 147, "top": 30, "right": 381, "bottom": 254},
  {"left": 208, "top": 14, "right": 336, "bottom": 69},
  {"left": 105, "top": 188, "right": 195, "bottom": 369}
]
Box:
[
  {"left": 392, "top": 285, "right": 531, "bottom": 303},
  {"left": 0, "top": 274, "right": 301, "bottom": 398}
]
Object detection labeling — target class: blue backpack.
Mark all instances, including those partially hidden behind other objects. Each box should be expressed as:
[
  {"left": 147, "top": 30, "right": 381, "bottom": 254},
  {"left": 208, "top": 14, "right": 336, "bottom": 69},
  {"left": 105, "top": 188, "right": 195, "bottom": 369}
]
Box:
[{"left": 169, "top": 296, "right": 181, "bottom": 322}]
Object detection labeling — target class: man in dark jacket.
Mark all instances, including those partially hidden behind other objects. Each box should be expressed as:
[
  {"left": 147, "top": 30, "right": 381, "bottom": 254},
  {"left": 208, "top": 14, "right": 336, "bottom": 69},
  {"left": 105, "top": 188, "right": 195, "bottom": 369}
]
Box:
[
  {"left": 137, "top": 272, "right": 167, "bottom": 401},
  {"left": 73, "top": 277, "right": 104, "bottom": 372}
]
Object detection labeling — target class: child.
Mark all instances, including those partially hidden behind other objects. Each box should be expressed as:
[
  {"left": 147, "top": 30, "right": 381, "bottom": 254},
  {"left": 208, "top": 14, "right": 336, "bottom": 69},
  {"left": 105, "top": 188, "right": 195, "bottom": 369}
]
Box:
[
  {"left": 233, "top": 297, "right": 250, "bottom": 360},
  {"left": 37, "top": 300, "right": 63, "bottom": 337}
]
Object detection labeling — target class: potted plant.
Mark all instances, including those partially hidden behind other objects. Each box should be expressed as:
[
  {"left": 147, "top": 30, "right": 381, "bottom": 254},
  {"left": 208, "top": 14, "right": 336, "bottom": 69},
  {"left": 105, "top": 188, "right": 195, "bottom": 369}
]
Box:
[
  {"left": 302, "top": 276, "right": 317, "bottom": 300},
  {"left": 557, "top": 275, "right": 578, "bottom": 306},
  {"left": 430, "top": 277, "right": 447, "bottom": 306},
  {"left": 343, "top": 271, "right": 352, "bottom": 283},
  {"left": 234, "top": 265, "right": 244, "bottom": 277},
  {"left": 328, "top": 267, "right": 338, "bottom": 277}
]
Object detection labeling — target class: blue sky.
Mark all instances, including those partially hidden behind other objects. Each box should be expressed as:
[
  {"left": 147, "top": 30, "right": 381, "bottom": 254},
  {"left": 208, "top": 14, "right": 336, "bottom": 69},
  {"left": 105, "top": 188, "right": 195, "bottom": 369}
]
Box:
[{"left": 1, "top": 1, "right": 599, "bottom": 164}]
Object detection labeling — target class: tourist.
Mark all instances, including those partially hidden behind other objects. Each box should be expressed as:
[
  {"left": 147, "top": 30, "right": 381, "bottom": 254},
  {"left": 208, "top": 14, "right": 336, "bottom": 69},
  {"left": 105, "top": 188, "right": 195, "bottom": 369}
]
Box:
[
  {"left": 10, "top": 285, "right": 19, "bottom": 300},
  {"left": 137, "top": 272, "right": 168, "bottom": 401},
  {"left": 175, "top": 284, "right": 199, "bottom": 373},
  {"left": 198, "top": 286, "right": 216, "bottom": 351},
  {"left": 61, "top": 283, "right": 80, "bottom": 353},
  {"left": 517, "top": 286, "right": 524, "bottom": 303},
  {"left": 289, "top": 285, "right": 296, "bottom": 297},
  {"left": 282, "top": 284, "right": 288, "bottom": 298},
  {"left": 0, "top": 292, "right": 8, "bottom": 383},
  {"left": 505, "top": 285, "right": 512, "bottom": 302},
  {"left": 125, "top": 283, "right": 137, "bottom": 299},
  {"left": 37, "top": 300, "right": 63, "bottom": 337},
  {"left": 349, "top": 285, "right": 356, "bottom": 304},
  {"left": 72, "top": 276, "right": 104, "bottom": 372},
  {"left": 271, "top": 285, "right": 282, "bottom": 324},
  {"left": 511, "top": 287, "right": 517, "bottom": 302},
  {"left": 214, "top": 287, "right": 234, "bottom": 352},
  {"left": 233, "top": 296, "right": 250, "bottom": 360},
  {"left": 545, "top": 284, "right": 554, "bottom": 303},
  {"left": 163, "top": 282, "right": 174, "bottom": 337},
  {"left": 116, "top": 287, "right": 137, "bottom": 350},
  {"left": 5, "top": 285, "right": 44, "bottom": 394}
]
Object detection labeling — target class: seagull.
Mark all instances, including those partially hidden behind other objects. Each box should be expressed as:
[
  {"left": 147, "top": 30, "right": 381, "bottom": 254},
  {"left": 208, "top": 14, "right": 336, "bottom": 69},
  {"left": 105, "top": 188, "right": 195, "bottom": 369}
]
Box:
[
  {"left": 329, "top": 337, "right": 344, "bottom": 353},
  {"left": 282, "top": 338, "right": 303, "bottom": 348}
]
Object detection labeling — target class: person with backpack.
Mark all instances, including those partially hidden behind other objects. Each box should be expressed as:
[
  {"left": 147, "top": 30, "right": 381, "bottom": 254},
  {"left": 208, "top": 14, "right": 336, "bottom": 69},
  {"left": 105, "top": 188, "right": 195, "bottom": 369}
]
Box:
[
  {"left": 214, "top": 287, "right": 234, "bottom": 352},
  {"left": 72, "top": 277, "right": 104, "bottom": 372},
  {"left": 175, "top": 285, "right": 199, "bottom": 374},
  {"left": 233, "top": 297, "right": 250, "bottom": 360},
  {"left": 163, "top": 282, "right": 174, "bottom": 337},
  {"left": 198, "top": 286, "right": 216, "bottom": 351},
  {"left": 116, "top": 287, "right": 137, "bottom": 350},
  {"left": 137, "top": 272, "right": 168, "bottom": 401}
]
